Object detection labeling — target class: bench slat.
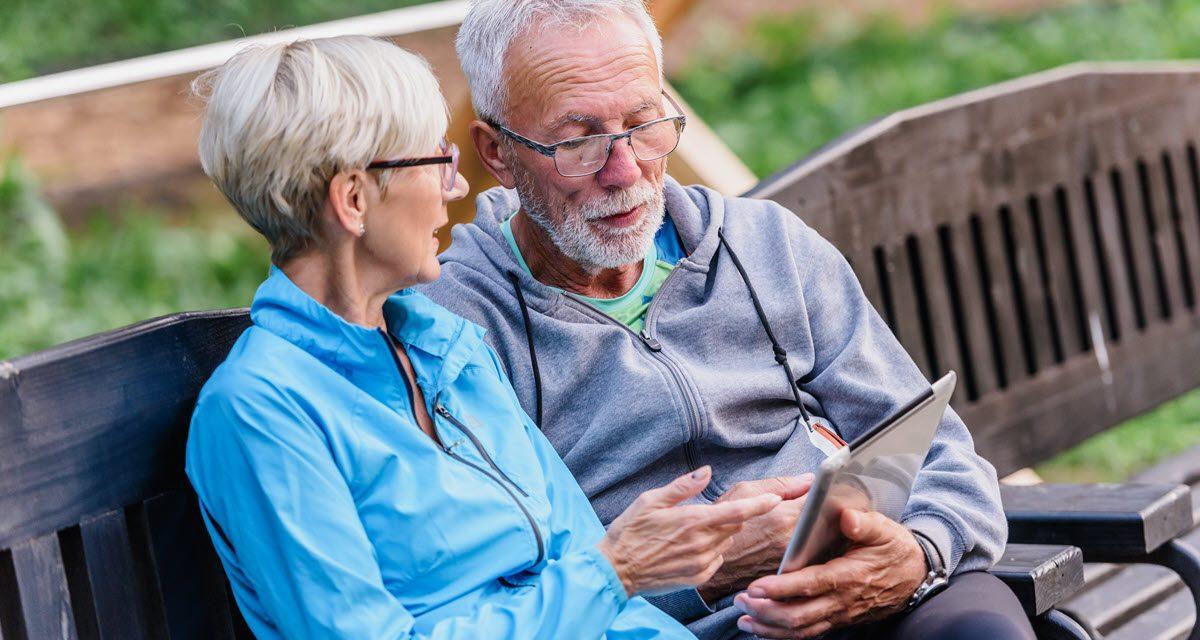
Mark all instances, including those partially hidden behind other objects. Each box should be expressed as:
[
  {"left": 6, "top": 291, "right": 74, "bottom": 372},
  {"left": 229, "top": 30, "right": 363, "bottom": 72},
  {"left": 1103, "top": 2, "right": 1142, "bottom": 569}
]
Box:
[
  {"left": 1057, "top": 179, "right": 1111, "bottom": 350},
  {"left": 878, "top": 241, "right": 933, "bottom": 379},
  {"left": 940, "top": 220, "right": 1000, "bottom": 399},
  {"left": 976, "top": 211, "right": 1027, "bottom": 388},
  {"left": 78, "top": 510, "right": 153, "bottom": 640},
  {"left": 1060, "top": 563, "right": 1181, "bottom": 635},
  {"left": 7, "top": 532, "right": 79, "bottom": 640},
  {"left": 1163, "top": 146, "right": 1200, "bottom": 314},
  {"left": 1113, "top": 165, "right": 1163, "bottom": 329},
  {"left": 1139, "top": 158, "right": 1186, "bottom": 321},
  {"left": 913, "top": 233, "right": 965, "bottom": 385},
  {"left": 1007, "top": 197, "right": 1060, "bottom": 373}
]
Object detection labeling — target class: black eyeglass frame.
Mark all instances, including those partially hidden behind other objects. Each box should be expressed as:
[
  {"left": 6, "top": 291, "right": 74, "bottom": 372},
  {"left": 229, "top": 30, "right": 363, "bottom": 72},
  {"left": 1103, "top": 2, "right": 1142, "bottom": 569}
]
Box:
[
  {"left": 487, "top": 91, "right": 688, "bottom": 177},
  {"left": 366, "top": 139, "right": 460, "bottom": 190}
]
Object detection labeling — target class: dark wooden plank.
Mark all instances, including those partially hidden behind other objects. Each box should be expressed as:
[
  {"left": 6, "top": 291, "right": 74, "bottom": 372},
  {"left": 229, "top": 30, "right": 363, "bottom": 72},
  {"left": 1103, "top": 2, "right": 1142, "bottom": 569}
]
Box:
[
  {"left": 0, "top": 310, "right": 250, "bottom": 550},
  {"left": 975, "top": 210, "right": 1028, "bottom": 387},
  {"left": 1104, "top": 583, "right": 1194, "bottom": 640},
  {"left": 1038, "top": 187, "right": 1089, "bottom": 357},
  {"left": 0, "top": 549, "right": 27, "bottom": 640},
  {"left": 1163, "top": 147, "right": 1200, "bottom": 314},
  {"left": 1082, "top": 174, "right": 1142, "bottom": 342},
  {"left": 1057, "top": 180, "right": 1111, "bottom": 351},
  {"left": 912, "top": 233, "right": 966, "bottom": 387},
  {"left": 9, "top": 532, "right": 79, "bottom": 640},
  {"left": 1140, "top": 158, "right": 1186, "bottom": 320},
  {"left": 1059, "top": 564, "right": 1181, "bottom": 636},
  {"left": 144, "top": 491, "right": 236, "bottom": 640},
  {"left": 1008, "top": 197, "right": 1060, "bottom": 372},
  {"left": 123, "top": 504, "right": 171, "bottom": 640},
  {"left": 1112, "top": 164, "right": 1165, "bottom": 328},
  {"left": 990, "top": 543, "right": 1084, "bottom": 617},
  {"left": 1002, "top": 483, "right": 1193, "bottom": 558},
  {"left": 939, "top": 221, "right": 1000, "bottom": 400},
  {"left": 78, "top": 510, "right": 150, "bottom": 640},
  {"left": 878, "top": 242, "right": 933, "bottom": 379}
]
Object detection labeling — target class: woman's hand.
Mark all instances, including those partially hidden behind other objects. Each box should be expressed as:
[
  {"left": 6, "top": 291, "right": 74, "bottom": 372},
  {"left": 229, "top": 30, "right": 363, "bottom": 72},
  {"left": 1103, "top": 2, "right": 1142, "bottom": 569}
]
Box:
[{"left": 596, "top": 466, "right": 783, "bottom": 597}]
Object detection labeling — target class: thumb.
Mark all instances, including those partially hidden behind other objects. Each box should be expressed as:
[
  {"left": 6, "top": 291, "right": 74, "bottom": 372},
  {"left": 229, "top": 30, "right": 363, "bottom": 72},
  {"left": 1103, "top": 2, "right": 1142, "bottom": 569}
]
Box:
[
  {"left": 638, "top": 466, "right": 711, "bottom": 509},
  {"left": 840, "top": 509, "right": 894, "bottom": 547}
]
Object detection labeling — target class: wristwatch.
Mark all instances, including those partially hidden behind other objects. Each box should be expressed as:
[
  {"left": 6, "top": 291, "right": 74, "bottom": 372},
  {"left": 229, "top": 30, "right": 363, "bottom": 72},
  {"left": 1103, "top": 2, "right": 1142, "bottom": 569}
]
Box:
[{"left": 906, "top": 531, "right": 949, "bottom": 612}]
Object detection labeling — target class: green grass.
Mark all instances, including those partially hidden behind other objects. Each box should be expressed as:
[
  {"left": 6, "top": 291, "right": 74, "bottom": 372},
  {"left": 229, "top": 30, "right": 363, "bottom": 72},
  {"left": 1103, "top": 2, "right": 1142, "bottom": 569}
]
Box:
[{"left": 0, "top": 0, "right": 434, "bottom": 83}]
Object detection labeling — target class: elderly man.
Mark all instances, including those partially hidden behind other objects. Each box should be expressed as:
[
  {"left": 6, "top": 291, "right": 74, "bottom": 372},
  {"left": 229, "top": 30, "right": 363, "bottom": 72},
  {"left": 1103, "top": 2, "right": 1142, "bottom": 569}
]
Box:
[{"left": 420, "top": 1, "right": 1034, "bottom": 638}]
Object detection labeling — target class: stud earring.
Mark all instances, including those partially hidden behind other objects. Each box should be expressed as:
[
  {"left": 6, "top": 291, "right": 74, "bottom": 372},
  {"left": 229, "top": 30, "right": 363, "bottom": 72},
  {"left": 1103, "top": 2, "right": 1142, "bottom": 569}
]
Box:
[{"left": 358, "top": 220, "right": 366, "bottom": 236}]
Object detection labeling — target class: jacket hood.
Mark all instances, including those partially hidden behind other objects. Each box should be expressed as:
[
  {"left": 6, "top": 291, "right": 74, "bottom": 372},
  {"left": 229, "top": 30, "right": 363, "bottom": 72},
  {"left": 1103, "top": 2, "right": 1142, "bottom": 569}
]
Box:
[
  {"left": 438, "top": 175, "right": 729, "bottom": 313},
  {"left": 250, "top": 265, "right": 487, "bottom": 393}
]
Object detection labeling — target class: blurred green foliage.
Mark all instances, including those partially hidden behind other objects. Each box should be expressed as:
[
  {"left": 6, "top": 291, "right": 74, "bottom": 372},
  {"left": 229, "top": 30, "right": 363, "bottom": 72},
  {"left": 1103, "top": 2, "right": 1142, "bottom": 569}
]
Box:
[
  {"left": 0, "top": 159, "right": 268, "bottom": 358},
  {"left": 0, "top": 0, "right": 433, "bottom": 82},
  {"left": 673, "top": 0, "right": 1200, "bottom": 177}
]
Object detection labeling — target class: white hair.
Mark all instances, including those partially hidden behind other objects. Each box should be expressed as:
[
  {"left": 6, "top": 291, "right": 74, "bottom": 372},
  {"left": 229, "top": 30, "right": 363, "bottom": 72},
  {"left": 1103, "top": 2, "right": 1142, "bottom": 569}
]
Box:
[
  {"left": 456, "top": 0, "right": 664, "bottom": 123},
  {"left": 193, "top": 36, "right": 448, "bottom": 264}
]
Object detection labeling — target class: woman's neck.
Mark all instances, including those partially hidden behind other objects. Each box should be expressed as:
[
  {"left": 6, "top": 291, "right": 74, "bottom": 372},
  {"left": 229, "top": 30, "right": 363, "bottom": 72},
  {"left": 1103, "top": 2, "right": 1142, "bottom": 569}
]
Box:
[{"left": 281, "top": 250, "right": 397, "bottom": 330}]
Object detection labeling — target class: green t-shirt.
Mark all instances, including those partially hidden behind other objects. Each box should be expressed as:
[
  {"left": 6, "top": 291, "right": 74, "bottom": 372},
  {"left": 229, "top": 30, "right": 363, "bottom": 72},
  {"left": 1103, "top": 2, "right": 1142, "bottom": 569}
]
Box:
[{"left": 501, "top": 214, "right": 675, "bottom": 333}]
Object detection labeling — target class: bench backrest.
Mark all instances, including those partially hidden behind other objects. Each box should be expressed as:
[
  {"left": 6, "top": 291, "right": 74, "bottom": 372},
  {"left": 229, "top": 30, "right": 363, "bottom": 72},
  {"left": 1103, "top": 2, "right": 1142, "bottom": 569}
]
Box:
[
  {"left": 748, "top": 62, "right": 1200, "bottom": 475},
  {"left": 0, "top": 310, "right": 253, "bottom": 639}
]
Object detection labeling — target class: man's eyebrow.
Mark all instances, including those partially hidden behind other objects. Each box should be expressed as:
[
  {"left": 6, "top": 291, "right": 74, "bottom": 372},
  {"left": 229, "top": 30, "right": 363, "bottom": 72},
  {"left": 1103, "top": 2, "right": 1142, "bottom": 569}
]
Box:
[{"left": 546, "top": 99, "right": 663, "bottom": 135}]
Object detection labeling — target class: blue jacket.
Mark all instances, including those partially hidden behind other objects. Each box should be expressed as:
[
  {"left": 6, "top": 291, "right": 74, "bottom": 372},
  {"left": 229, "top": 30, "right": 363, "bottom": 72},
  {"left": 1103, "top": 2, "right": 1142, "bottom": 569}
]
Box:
[{"left": 185, "top": 266, "right": 693, "bottom": 639}]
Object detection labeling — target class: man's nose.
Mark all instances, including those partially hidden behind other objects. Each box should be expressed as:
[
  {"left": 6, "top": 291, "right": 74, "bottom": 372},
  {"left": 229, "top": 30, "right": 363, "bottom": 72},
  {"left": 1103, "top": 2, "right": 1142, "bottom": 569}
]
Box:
[{"left": 596, "top": 138, "right": 642, "bottom": 190}]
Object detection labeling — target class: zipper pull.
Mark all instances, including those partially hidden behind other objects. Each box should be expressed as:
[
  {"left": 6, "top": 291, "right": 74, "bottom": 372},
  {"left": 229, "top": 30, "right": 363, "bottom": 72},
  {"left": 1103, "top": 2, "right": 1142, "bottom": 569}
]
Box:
[
  {"left": 435, "top": 404, "right": 450, "bottom": 417},
  {"left": 639, "top": 329, "right": 662, "bottom": 352}
]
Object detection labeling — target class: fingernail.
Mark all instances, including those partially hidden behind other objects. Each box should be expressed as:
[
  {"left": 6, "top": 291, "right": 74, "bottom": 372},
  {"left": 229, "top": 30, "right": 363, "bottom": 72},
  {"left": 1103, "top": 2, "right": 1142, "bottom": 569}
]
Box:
[
  {"left": 737, "top": 617, "right": 753, "bottom": 632},
  {"left": 691, "top": 465, "right": 711, "bottom": 480},
  {"left": 748, "top": 586, "right": 766, "bottom": 598}
]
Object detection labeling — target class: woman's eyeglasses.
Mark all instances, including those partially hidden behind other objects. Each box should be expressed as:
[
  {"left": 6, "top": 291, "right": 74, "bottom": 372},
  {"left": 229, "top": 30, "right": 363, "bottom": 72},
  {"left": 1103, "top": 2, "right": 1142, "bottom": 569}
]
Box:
[{"left": 367, "top": 139, "right": 459, "bottom": 191}]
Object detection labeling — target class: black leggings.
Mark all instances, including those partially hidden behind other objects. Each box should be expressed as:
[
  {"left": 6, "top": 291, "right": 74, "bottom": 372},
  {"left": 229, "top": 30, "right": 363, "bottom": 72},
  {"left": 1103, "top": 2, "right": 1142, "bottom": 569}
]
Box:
[{"left": 832, "top": 571, "right": 1036, "bottom": 640}]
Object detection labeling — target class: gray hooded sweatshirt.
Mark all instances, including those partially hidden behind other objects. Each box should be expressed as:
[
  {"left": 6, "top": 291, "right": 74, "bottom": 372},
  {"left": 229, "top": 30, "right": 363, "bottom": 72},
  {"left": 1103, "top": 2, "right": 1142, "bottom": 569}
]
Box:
[{"left": 418, "top": 176, "right": 1005, "bottom": 638}]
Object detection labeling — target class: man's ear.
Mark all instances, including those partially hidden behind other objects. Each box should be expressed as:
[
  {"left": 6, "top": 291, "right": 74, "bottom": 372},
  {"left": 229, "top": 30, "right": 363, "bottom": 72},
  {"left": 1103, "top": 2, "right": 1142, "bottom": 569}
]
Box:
[
  {"left": 327, "top": 170, "right": 369, "bottom": 237},
  {"left": 470, "top": 119, "right": 516, "bottom": 189}
]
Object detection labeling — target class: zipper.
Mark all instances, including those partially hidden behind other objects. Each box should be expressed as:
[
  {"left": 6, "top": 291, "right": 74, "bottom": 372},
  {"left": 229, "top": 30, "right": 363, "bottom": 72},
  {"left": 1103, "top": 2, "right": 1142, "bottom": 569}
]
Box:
[
  {"left": 434, "top": 404, "right": 529, "bottom": 497},
  {"left": 433, "top": 403, "right": 545, "bottom": 566},
  {"left": 562, "top": 290, "right": 717, "bottom": 501},
  {"left": 379, "top": 330, "right": 545, "bottom": 566}
]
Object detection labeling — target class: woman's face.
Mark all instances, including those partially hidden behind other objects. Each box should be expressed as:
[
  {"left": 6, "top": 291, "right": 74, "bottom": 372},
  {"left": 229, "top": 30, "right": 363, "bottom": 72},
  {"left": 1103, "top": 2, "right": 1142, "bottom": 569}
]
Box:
[{"left": 363, "top": 140, "right": 468, "bottom": 288}]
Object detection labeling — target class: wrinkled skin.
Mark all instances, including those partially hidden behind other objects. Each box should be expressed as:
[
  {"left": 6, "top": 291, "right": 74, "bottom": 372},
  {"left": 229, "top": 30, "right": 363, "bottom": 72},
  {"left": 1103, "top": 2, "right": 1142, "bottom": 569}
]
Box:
[{"left": 733, "top": 509, "right": 927, "bottom": 638}]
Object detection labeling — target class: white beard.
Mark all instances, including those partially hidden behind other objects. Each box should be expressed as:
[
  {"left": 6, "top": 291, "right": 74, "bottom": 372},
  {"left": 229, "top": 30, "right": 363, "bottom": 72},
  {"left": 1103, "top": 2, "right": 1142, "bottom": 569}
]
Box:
[{"left": 513, "top": 169, "right": 665, "bottom": 273}]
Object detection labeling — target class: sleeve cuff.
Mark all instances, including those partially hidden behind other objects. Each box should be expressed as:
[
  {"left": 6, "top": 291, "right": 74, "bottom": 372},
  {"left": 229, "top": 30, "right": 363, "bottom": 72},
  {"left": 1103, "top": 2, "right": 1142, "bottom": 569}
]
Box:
[
  {"left": 902, "top": 513, "right": 964, "bottom": 575},
  {"left": 582, "top": 546, "right": 631, "bottom": 609},
  {"left": 642, "top": 588, "right": 716, "bottom": 624}
]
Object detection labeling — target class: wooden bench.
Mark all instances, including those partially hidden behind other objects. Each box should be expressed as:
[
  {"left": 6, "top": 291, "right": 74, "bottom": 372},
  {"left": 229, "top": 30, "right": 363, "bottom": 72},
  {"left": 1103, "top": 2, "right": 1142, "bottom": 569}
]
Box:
[{"left": 748, "top": 61, "right": 1200, "bottom": 639}]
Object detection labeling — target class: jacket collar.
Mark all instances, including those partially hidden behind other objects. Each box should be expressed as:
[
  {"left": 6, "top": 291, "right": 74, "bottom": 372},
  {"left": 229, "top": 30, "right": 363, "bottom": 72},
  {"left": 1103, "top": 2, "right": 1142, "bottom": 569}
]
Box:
[{"left": 250, "top": 266, "right": 487, "bottom": 397}]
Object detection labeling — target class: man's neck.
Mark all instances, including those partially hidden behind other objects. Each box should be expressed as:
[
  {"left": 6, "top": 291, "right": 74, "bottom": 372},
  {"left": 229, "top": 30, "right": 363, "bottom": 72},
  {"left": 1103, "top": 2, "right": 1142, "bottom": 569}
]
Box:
[{"left": 511, "top": 210, "right": 644, "bottom": 299}]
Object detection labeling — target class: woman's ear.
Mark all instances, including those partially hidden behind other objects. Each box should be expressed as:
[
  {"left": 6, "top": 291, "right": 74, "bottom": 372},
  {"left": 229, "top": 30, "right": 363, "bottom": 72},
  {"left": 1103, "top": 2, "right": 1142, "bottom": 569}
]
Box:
[
  {"left": 470, "top": 120, "right": 516, "bottom": 189},
  {"left": 327, "top": 170, "right": 369, "bottom": 237}
]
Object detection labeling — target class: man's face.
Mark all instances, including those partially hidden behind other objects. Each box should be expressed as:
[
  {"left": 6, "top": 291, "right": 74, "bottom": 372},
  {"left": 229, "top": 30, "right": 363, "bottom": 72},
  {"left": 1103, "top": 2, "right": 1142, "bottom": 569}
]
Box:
[{"left": 500, "top": 14, "right": 668, "bottom": 272}]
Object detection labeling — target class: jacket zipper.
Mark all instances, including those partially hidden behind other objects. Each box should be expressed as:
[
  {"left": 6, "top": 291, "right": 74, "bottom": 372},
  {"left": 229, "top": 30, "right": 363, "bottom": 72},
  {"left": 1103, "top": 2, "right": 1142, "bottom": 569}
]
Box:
[
  {"left": 379, "top": 331, "right": 545, "bottom": 567},
  {"left": 562, "top": 275, "right": 717, "bottom": 500},
  {"left": 433, "top": 403, "right": 545, "bottom": 566}
]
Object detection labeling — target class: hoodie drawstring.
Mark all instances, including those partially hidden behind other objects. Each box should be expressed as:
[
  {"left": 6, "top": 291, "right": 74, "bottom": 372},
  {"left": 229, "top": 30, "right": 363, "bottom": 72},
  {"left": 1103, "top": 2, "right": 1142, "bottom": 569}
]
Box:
[
  {"left": 508, "top": 272, "right": 544, "bottom": 427},
  {"left": 506, "top": 227, "right": 819, "bottom": 434}
]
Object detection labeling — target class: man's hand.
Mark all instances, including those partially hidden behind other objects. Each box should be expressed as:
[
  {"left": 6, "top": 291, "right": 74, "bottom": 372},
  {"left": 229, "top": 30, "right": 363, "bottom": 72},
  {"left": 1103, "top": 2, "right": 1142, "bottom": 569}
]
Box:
[
  {"left": 697, "top": 475, "right": 813, "bottom": 603},
  {"left": 732, "top": 509, "right": 927, "bottom": 639}
]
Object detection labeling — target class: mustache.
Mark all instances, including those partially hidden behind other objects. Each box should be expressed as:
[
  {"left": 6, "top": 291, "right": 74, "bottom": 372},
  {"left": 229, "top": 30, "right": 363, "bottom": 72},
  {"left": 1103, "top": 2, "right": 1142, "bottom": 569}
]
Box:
[{"left": 581, "top": 185, "right": 658, "bottom": 220}]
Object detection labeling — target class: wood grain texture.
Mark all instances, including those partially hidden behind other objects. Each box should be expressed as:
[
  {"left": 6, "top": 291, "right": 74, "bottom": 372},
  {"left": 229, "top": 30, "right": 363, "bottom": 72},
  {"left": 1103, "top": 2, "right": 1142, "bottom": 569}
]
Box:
[{"left": 991, "top": 543, "right": 1085, "bottom": 617}]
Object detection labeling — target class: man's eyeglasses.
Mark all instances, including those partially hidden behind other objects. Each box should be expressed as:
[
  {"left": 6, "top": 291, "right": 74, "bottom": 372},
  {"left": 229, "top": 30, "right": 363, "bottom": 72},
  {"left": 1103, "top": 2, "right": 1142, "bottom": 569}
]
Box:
[
  {"left": 367, "top": 139, "right": 460, "bottom": 191},
  {"left": 489, "top": 92, "right": 687, "bottom": 178}
]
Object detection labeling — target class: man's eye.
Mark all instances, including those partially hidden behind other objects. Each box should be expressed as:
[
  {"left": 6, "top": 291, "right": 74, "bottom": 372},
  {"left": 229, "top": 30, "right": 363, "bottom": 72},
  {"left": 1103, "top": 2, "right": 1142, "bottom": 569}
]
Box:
[{"left": 557, "top": 138, "right": 590, "bottom": 151}]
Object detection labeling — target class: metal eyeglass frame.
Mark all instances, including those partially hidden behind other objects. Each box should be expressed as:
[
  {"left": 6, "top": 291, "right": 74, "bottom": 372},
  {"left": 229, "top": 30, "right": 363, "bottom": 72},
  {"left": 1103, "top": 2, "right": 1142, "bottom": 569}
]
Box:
[
  {"left": 367, "top": 139, "right": 460, "bottom": 191},
  {"left": 487, "top": 91, "right": 688, "bottom": 177}
]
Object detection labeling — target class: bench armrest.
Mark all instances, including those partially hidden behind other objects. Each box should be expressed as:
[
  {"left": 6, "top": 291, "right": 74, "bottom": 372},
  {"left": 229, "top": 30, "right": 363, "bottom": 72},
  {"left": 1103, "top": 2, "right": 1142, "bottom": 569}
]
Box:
[
  {"left": 1001, "top": 483, "right": 1192, "bottom": 561},
  {"left": 990, "top": 543, "right": 1085, "bottom": 617}
]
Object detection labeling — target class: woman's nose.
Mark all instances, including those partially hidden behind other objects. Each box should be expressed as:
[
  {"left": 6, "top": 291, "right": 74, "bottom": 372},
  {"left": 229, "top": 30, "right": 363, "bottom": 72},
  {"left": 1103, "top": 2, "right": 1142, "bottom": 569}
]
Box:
[{"left": 446, "top": 172, "right": 469, "bottom": 202}]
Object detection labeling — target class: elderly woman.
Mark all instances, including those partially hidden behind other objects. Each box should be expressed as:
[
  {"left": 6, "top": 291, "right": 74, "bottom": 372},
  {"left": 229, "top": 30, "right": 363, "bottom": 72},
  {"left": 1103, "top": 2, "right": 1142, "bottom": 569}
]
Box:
[{"left": 185, "top": 36, "right": 780, "bottom": 639}]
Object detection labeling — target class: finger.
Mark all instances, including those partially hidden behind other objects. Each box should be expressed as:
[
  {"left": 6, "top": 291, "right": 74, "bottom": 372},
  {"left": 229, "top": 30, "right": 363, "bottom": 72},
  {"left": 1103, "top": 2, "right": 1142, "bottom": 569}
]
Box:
[
  {"left": 636, "top": 466, "right": 711, "bottom": 509},
  {"left": 737, "top": 613, "right": 833, "bottom": 639},
  {"left": 746, "top": 561, "right": 849, "bottom": 599},
  {"left": 765, "top": 473, "right": 816, "bottom": 500},
  {"left": 840, "top": 509, "right": 895, "bottom": 546},
  {"left": 736, "top": 593, "right": 839, "bottom": 631},
  {"left": 702, "top": 493, "right": 783, "bottom": 525}
]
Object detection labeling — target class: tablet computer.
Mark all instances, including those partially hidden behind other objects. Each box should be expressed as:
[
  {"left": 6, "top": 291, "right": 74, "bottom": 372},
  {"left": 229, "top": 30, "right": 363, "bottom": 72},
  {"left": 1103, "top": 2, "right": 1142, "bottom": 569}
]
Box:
[{"left": 778, "top": 371, "right": 957, "bottom": 574}]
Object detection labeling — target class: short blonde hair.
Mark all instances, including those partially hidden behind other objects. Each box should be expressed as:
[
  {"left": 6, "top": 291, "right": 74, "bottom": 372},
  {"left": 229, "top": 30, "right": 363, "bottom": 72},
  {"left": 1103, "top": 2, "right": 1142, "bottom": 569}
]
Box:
[{"left": 194, "top": 36, "right": 448, "bottom": 264}]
